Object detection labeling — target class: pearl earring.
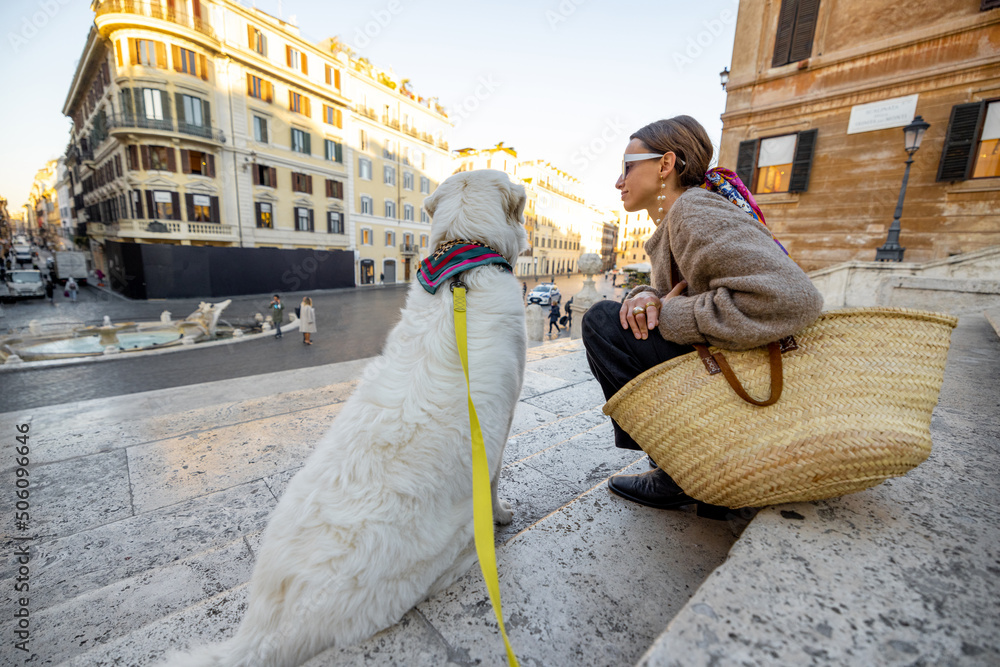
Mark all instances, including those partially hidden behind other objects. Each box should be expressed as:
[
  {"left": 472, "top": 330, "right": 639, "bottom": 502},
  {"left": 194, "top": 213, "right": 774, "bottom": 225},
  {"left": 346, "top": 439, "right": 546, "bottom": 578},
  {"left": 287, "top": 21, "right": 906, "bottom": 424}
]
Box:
[{"left": 656, "top": 179, "right": 666, "bottom": 222}]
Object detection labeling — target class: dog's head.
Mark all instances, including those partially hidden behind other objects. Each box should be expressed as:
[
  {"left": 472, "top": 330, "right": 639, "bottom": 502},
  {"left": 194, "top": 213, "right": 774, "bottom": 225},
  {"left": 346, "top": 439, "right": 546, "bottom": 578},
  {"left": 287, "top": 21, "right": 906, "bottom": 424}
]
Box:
[{"left": 422, "top": 170, "right": 529, "bottom": 265}]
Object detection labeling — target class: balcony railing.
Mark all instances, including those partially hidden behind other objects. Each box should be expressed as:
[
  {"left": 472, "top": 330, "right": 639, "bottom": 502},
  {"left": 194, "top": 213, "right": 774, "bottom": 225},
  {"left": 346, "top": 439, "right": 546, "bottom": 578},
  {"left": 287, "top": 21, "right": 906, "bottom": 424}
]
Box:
[
  {"left": 399, "top": 243, "right": 419, "bottom": 255},
  {"left": 382, "top": 116, "right": 401, "bottom": 130},
  {"left": 107, "top": 114, "right": 224, "bottom": 142},
  {"left": 98, "top": 219, "right": 235, "bottom": 239},
  {"left": 95, "top": 0, "right": 216, "bottom": 40}
]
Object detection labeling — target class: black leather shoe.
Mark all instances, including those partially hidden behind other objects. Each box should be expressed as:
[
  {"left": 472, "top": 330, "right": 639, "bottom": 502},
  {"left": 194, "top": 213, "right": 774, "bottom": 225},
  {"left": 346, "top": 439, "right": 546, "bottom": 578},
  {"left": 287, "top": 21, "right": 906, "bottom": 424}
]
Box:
[{"left": 608, "top": 468, "right": 696, "bottom": 510}]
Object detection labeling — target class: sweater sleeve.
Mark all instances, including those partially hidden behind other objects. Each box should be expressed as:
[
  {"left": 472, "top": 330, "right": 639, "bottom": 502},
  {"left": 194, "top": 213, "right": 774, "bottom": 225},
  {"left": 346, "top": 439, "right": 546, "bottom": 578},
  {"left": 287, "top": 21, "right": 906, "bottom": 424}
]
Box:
[{"left": 656, "top": 193, "right": 824, "bottom": 350}]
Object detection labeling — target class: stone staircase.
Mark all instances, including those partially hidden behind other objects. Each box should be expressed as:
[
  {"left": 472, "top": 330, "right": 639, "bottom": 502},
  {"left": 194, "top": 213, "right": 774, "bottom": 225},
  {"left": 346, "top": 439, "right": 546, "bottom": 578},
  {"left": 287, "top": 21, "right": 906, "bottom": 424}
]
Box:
[{"left": 2, "top": 338, "right": 738, "bottom": 666}]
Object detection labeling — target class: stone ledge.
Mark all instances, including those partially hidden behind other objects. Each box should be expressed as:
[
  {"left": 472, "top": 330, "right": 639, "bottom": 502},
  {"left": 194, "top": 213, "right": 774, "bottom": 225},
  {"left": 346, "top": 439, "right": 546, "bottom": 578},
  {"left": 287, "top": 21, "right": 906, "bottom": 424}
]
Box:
[{"left": 985, "top": 308, "right": 1000, "bottom": 339}]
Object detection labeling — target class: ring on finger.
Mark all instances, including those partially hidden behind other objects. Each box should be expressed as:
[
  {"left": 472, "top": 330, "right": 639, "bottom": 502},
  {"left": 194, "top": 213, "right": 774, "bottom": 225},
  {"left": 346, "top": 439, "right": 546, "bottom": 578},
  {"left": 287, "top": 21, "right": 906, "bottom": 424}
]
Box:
[{"left": 632, "top": 306, "right": 646, "bottom": 316}]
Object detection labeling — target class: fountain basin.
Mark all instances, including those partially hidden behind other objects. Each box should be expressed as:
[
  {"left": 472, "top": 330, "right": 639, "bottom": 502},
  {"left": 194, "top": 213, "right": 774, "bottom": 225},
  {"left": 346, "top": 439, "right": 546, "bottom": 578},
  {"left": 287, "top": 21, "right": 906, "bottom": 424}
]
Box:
[{"left": 19, "top": 330, "right": 185, "bottom": 357}]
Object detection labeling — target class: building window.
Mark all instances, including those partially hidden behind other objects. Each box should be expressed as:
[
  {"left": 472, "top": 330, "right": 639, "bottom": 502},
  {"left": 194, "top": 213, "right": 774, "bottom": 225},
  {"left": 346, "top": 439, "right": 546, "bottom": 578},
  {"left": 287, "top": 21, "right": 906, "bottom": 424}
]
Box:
[
  {"left": 771, "top": 0, "right": 821, "bottom": 68},
  {"left": 142, "top": 89, "right": 165, "bottom": 120},
  {"left": 384, "top": 200, "right": 397, "bottom": 219},
  {"left": 325, "top": 64, "right": 341, "bottom": 89},
  {"left": 256, "top": 202, "right": 273, "bottom": 228},
  {"left": 325, "top": 179, "right": 343, "bottom": 199},
  {"left": 420, "top": 176, "right": 430, "bottom": 194},
  {"left": 291, "top": 128, "right": 310, "bottom": 154},
  {"left": 361, "top": 228, "right": 373, "bottom": 245},
  {"left": 359, "top": 129, "right": 368, "bottom": 151},
  {"left": 253, "top": 115, "right": 268, "bottom": 143},
  {"left": 134, "top": 39, "right": 164, "bottom": 68},
  {"left": 253, "top": 164, "right": 277, "bottom": 187},
  {"left": 323, "top": 105, "right": 343, "bottom": 127},
  {"left": 189, "top": 194, "right": 213, "bottom": 222},
  {"left": 403, "top": 233, "right": 413, "bottom": 247},
  {"left": 291, "top": 172, "right": 313, "bottom": 193},
  {"left": 248, "top": 26, "right": 267, "bottom": 55},
  {"left": 360, "top": 195, "right": 373, "bottom": 215},
  {"left": 179, "top": 94, "right": 206, "bottom": 127},
  {"left": 403, "top": 203, "right": 414, "bottom": 221},
  {"left": 383, "top": 165, "right": 396, "bottom": 186},
  {"left": 327, "top": 210, "right": 344, "bottom": 234},
  {"left": 420, "top": 234, "right": 428, "bottom": 248},
  {"left": 289, "top": 91, "right": 310, "bottom": 116},
  {"left": 940, "top": 100, "right": 1000, "bottom": 181},
  {"left": 149, "top": 146, "right": 173, "bottom": 171},
  {"left": 359, "top": 157, "right": 372, "bottom": 180},
  {"left": 383, "top": 139, "right": 395, "bottom": 160},
  {"left": 247, "top": 74, "right": 273, "bottom": 102},
  {"left": 324, "top": 139, "right": 343, "bottom": 162},
  {"left": 421, "top": 208, "right": 429, "bottom": 223},
  {"left": 286, "top": 45, "right": 307, "bottom": 73},
  {"left": 174, "top": 47, "right": 204, "bottom": 79},
  {"left": 736, "top": 130, "right": 817, "bottom": 194},
  {"left": 403, "top": 172, "right": 414, "bottom": 190},
  {"left": 151, "top": 190, "right": 176, "bottom": 218},
  {"left": 385, "top": 231, "right": 396, "bottom": 246},
  {"left": 295, "top": 206, "right": 314, "bottom": 231},
  {"left": 181, "top": 149, "right": 214, "bottom": 176}
]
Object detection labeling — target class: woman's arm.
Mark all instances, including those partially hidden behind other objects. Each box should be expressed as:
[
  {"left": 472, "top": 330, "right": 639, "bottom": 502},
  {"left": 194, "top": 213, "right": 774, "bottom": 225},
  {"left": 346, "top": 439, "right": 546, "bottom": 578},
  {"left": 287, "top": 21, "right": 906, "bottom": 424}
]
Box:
[{"left": 657, "top": 193, "right": 824, "bottom": 350}]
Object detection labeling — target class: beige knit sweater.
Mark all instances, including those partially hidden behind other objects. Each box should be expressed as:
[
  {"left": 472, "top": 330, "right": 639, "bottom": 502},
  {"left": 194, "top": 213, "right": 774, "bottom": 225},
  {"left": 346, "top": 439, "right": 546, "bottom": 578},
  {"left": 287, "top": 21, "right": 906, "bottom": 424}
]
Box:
[{"left": 629, "top": 187, "right": 823, "bottom": 350}]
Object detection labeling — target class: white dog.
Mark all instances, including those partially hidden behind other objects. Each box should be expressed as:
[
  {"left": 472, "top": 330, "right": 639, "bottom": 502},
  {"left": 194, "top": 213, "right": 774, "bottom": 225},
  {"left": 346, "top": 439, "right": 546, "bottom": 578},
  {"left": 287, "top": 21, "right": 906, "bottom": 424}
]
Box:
[{"left": 162, "top": 170, "right": 529, "bottom": 667}]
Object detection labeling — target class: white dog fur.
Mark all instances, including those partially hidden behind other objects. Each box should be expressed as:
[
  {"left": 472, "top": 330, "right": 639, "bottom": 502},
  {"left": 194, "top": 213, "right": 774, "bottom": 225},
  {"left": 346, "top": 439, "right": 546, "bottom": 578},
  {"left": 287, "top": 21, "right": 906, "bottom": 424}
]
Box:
[{"left": 161, "top": 170, "right": 529, "bottom": 667}]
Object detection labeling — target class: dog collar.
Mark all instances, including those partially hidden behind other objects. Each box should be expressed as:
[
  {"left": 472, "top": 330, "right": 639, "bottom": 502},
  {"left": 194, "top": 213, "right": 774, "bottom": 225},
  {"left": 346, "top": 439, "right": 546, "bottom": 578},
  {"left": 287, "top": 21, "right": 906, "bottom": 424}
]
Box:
[{"left": 417, "top": 239, "right": 512, "bottom": 294}]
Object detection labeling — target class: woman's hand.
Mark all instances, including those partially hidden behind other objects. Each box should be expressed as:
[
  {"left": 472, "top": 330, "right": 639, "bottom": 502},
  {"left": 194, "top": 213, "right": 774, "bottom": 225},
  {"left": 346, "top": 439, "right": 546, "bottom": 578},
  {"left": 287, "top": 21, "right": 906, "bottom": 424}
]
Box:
[{"left": 620, "top": 281, "right": 688, "bottom": 340}]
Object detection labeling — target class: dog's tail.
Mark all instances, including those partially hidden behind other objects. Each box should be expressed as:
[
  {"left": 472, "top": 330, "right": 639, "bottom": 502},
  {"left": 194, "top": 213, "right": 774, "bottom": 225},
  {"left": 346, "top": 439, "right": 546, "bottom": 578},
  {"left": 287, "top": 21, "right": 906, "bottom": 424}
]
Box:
[{"left": 158, "top": 633, "right": 307, "bottom": 667}]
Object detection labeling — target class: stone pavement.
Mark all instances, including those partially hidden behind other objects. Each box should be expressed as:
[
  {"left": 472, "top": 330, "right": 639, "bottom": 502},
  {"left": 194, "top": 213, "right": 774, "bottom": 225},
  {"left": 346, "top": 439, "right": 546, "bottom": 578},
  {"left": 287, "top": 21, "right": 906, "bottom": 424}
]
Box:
[{"left": 1, "top": 315, "right": 997, "bottom": 666}]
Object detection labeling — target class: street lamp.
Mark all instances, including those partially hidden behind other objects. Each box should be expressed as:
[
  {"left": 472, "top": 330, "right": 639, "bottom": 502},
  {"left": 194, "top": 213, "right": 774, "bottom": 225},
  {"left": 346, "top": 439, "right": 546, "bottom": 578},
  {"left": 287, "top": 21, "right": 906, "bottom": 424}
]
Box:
[
  {"left": 719, "top": 67, "right": 730, "bottom": 91},
  {"left": 875, "top": 115, "right": 930, "bottom": 262}
]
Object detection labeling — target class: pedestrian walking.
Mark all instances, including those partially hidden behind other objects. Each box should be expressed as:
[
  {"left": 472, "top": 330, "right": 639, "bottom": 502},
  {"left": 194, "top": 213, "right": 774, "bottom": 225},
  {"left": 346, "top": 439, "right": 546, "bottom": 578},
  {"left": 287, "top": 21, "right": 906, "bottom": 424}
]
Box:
[
  {"left": 270, "top": 294, "right": 285, "bottom": 339},
  {"left": 45, "top": 279, "right": 55, "bottom": 305},
  {"left": 66, "top": 276, "right": 78, "bottom": 302},
  {"left": 299, "top": 296, "right": 316, "bottom": 345},
  {"left": 564, "top": 297, "right": 573, "bottom": 331},
  {"left": 522, "top": 282, "right": 527, "bottom": 302},
  {"left": 548, "top": 302, "right": 562, "bottom": 336}
]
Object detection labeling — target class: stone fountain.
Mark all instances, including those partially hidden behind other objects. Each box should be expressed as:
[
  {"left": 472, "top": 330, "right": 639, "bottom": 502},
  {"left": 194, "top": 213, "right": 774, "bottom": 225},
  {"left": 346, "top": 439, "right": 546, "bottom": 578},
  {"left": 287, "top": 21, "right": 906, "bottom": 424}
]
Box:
[{"left": 78, "top": 316, "right": 136, "bottom": 347}]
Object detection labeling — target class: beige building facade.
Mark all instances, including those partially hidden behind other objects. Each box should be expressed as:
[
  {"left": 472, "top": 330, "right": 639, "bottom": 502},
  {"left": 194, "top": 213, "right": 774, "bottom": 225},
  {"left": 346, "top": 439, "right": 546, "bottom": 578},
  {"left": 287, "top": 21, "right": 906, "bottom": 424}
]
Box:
[
  {"left": 720, "top": 0, "right": 1000, "bottom": 272},
  {"left": 63, "top": 0, "right": 451, "bottom": 286}
]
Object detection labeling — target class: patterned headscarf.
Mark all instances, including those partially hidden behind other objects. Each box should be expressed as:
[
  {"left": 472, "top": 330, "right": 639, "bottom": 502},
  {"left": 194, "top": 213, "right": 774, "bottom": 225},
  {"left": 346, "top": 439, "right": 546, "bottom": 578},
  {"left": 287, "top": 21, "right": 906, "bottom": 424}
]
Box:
[{"left": 700, "top": 167, "right": 788, "bottom": 256}]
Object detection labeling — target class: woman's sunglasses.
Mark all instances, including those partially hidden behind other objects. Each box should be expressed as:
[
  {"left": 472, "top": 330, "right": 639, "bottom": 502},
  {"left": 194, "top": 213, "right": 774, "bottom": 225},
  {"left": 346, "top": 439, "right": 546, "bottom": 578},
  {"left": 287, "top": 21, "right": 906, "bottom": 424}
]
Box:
[{"left": 621, "top": 152, "right": 686, "bottom": 179}]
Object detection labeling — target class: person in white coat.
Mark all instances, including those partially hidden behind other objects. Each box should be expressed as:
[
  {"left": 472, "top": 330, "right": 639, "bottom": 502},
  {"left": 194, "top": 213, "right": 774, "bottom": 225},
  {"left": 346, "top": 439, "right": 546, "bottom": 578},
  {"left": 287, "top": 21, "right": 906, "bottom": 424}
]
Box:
[{"left": 299, "top": 296, "right": 316, "bottom": 345}]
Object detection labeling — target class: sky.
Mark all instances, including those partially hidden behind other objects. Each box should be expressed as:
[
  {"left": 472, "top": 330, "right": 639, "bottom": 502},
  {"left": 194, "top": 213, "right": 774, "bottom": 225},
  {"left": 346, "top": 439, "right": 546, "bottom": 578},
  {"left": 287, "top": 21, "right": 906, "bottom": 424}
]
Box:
[{"left": 0, "top": 0, "right": 738, "bottom": 215}]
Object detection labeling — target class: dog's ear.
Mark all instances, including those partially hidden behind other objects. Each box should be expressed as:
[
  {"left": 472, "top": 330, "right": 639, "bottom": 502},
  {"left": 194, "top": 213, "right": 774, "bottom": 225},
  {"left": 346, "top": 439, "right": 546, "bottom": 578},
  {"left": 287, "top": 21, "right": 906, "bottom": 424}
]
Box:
[
  {"left": 502, "top": 181, "right": 526, "bottom": 223},
  {"left": 423, "top": 188, "right": 440, "bottom": 218}
]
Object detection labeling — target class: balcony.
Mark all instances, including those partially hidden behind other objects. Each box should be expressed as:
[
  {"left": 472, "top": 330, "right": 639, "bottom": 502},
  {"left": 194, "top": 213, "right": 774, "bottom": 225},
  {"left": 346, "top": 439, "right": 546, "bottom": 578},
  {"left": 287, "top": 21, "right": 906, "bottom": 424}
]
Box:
[
  {"left": 382, "top": 116, "right": 401, "bottom": 130},
  {"left": 95, "top": 0, "right": 216, "bottom": 41},
  {"left": 355, "top": 105, "right": 378, "bottom": 120},
  {"left": 97, "top": 219, "right": 236, "bottom": 242},
  {"left": 399, "top": 243, "right": 419, "bottom": 256},
  {"left": 107, "top": 114, "right": 224, "bottom": 144}
]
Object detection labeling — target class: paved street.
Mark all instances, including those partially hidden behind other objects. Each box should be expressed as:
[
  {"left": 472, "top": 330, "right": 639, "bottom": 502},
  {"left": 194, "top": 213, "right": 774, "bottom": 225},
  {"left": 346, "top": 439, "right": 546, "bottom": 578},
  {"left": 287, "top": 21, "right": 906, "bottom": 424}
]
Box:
[{"left": 0, "top": 273, "right": 627, "bottom": 412}]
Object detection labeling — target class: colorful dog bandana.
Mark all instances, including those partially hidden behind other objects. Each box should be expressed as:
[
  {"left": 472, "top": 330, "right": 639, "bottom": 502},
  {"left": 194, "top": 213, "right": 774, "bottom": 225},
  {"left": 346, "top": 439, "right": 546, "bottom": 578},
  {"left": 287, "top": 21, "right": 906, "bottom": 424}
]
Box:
[
  {"left": 417, "top": 239, "right": 513, "bottom": 294},
  {"left": 701, "top": 167, "right": 788, "bottom": 256}
]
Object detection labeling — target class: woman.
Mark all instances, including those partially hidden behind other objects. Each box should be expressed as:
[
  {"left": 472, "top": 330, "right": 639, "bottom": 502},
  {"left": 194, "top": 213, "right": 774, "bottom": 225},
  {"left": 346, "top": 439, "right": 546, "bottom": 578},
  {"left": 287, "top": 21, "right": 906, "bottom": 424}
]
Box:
[
  {"left": 582, "top": 115, "right": 823, "bottom": 515},
  {"left": 66, "top": 276, "right": 78, "bottom": 303},
  {"left": 548, "top": 302, "right": 562, "bottom": 336},
  {"left": 299, "top": 296, "right": 317, "bottom": 345}
]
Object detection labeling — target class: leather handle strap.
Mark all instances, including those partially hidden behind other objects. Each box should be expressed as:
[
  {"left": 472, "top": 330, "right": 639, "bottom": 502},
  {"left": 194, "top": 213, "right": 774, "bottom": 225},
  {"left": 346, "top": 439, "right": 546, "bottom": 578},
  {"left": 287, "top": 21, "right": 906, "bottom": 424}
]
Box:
[{"left": 694, "top": 341, "right": 784, "bottom": 407}]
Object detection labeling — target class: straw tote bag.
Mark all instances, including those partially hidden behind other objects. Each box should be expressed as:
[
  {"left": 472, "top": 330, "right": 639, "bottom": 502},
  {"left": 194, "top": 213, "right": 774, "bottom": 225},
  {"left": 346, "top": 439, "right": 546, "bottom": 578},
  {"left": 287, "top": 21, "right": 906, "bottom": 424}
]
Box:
[{"left": 603, "top": 307, "right": 958, "bottom": 508}]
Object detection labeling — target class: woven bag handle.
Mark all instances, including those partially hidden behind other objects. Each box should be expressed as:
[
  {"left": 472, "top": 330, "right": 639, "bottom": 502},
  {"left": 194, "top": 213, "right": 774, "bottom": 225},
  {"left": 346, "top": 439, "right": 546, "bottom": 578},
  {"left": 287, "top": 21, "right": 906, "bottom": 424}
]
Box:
[{"left": 693, "top": 342, "right": 784, "bottom": 407}]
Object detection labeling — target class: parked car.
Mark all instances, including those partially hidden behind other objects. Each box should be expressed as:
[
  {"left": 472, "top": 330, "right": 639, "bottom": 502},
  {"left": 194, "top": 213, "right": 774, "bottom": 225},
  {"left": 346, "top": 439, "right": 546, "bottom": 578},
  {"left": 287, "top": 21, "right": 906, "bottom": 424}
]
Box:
[
  {"left": 527, "top": 283, "right": 561, "bottom": 306},
  {"left": 5, "top": 270, "right": 46, "bottom": 299},
  {"left": 13, "top": 245, "right": 32, "bottom": 266}
]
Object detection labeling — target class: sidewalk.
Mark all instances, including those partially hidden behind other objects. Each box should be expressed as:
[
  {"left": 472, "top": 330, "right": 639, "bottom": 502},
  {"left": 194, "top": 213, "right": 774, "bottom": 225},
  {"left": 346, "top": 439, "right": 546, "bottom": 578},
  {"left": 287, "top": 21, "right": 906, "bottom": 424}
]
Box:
[{"left": 1, "top": 315, "right": 997, "bottom": 665}]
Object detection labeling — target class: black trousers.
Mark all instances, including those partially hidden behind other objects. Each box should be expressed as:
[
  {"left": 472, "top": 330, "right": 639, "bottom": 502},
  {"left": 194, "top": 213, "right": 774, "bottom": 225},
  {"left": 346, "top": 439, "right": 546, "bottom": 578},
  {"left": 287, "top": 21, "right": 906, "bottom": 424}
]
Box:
[{"left": 582, "top": 300, "right": 693, "bottom": 450}]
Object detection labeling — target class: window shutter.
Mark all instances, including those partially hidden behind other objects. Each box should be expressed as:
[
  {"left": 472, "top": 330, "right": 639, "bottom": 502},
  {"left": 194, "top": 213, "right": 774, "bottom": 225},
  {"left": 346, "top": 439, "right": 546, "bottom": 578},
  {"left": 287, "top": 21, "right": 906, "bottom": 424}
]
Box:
[
  {"left": 199, "top": 54, "right": 208, "bottom": 81},
  {"left": 132, "top": 88, "right": 144, "bottom": 118},
  {"left": 116, "top": 40, "right": 124, "bottom": 67},
  {"left": 307, "top": 175, "right": 313, "bottom": 194},
  {"left": 192, "top": 0, "right": 201, "bottom": 20},
  {"left": 141, "top": 145, "right": 151, "bottom": 170},
  {"left": 207, "top": 154, "right": 215, "bottom": 178},
  {"left": 180, "top": 149, "right": 191, "bottom": 174},
  {"left": 304, "top": 132, "right": 311, "bottom": 155},
  {"left": 303, "top": 96, "right": 311, "bottom": 117},
  {"left": 155, "top": 42, "right": 168, "bottom": 69},
  {"left": 146, "top": 190, "right": 155, "bottom": 217},
  {"left": 269, "top": 167, "right": 277, "bottom": 186},
  {"left": 325, "top": 179, "right": 331, "bottom": 197},
  {"left": 170, "top": 191, "right": 180, "bottom": 219},
  {"left": 166, "top": 147, "right": 176, "bottom": 172},
  {"left": 246, "top": 72, "right": 253, "bottom": 95},
  {"left": 325, "top": 65, "right": 331, "bottom": 85},
  {"left": 210, "top": 196, "right": 220, "bottom": 223},
  {"left": 255, "top": 202, "right": 261, "bottom": 225},
  {"left": 937, "top": 102, "right": 985, "bottom": 182},
  {"left": 788, "top": 0, "right": 820, "bottom": 63},
  {"left": 335, "top": 181, "right": 343, "bottom": 198},
  {"left": 252, "top": 164, "right": 260, "bottom": 185},
  {"left": 247, "top": 24, "right": 254, "bottom": 48},
  {"left": 185, "top": 193, "right": 195, "bottom": 220},
  {"left": 202, "top": 99, "right": 211, "bottom": 126},
  {"left": 172, "top": 44, "right": 181, "bottom": 72},
  {"left": 735, "top": 139, "right": 758, "bottom": 188},
  {"left": 308, "top": 208, "right": 314, "bottom": 231},
  {"left": 336, "top": 108, "right": 342, "bottom": 128},
  {"left": 788, "top": 129, "right": 818, "bottom": 192},
  {"left": 161, "top": 92, "right": 172, "bottom": 122},
  {"left": 127, "top": 145, "right": 138, "bottom": 170},
  {"left": 334, "top": 69, "right": 341, "bottom": 89},
  {"left": 174, "top": 92, "right": 185, "bottom": 123},
  {"left": 286, "top": 44, "right": 292, "bottom": 67},
  {"left": 301, "top": 53, "right": 308, "bottom": 75},
  {"left": 129, "top": 38, "right": 138, "bottom": 66},
  {"left": 261, "top": 34, "right": 267, "bottom": 56},
  {"left": 265, "top": 80, "right": 273, "bottom": 103},
  {"left": 335, "top": 142, "right": 343, "bottom": 163},
  {"left": 771, "top": 0, "right": 798, "bottom": 67}
]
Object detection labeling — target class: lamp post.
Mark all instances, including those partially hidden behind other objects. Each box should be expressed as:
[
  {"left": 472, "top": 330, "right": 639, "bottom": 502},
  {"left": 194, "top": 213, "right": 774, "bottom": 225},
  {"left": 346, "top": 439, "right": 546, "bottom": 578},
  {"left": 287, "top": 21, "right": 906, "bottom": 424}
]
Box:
[
  {"left": 719, "top": 67, "right": 730, "bottom": 91},
  {"left": 875, "top": 115, "right": 930, "bottom": 262}
]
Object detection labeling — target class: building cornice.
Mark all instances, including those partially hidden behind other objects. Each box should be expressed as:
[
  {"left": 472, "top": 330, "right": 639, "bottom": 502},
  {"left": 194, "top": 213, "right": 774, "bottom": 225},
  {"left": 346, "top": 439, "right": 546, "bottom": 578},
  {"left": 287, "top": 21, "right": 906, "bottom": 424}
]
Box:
[{"left": 62, "top": 26, "right": 102, "bottom": 116}]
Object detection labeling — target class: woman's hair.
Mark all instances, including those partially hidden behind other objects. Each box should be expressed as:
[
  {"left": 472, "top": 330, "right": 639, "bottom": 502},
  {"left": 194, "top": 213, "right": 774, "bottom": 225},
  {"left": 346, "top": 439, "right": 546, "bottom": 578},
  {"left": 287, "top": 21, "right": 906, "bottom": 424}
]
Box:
[
  {"left": 302, "top": 296, "right": 312, "bottom": 306},
  {"left": 630, "top": 115, "right": 714, "bottom": 188}
]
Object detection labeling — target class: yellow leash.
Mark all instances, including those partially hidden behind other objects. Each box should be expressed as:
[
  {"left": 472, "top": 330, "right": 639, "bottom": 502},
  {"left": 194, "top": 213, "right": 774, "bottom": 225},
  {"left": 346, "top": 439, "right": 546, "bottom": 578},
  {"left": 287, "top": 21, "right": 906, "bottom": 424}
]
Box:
[{"left": 451, "top": 281, "right": 519, "bottom": 667}]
